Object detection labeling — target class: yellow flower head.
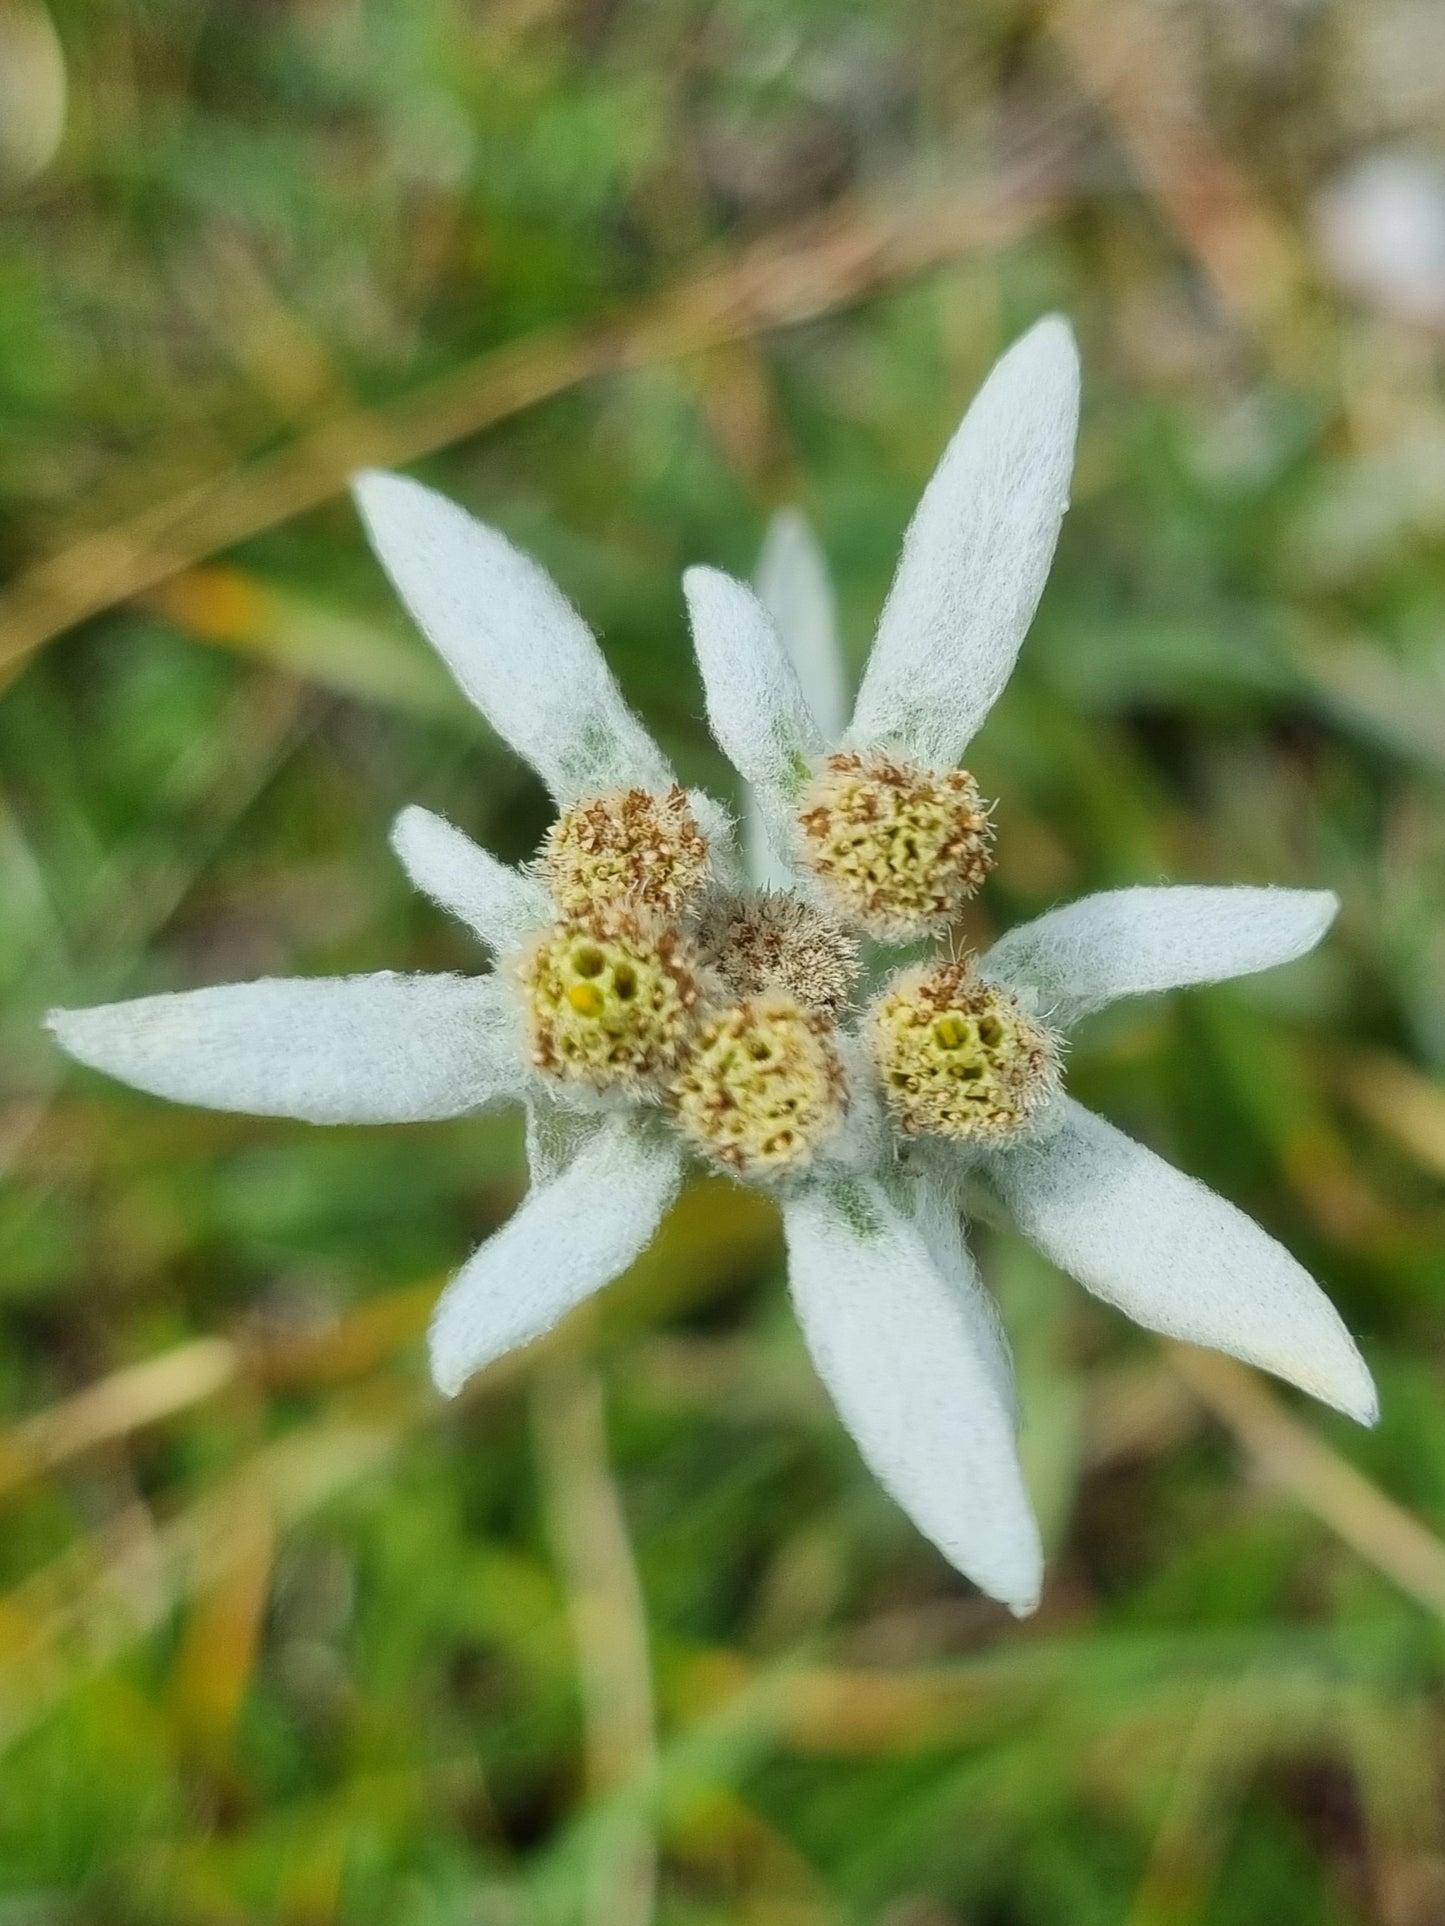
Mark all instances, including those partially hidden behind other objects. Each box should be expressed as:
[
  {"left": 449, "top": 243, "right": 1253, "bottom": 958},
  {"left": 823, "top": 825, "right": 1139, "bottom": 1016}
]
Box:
[
  {"left": 870, "top": 961, "right": 1059, "bottom": 1144},
  {"left": 538, "top": 785, "right": 708, "bottom": 918},
  {"left": 795, "top": 751, "right": 993, "bottom": 942},
  {"left": 520, "top": 911, "right": 702, "bottom": 1093},
  {"left": 670, "top": 993, "right": 847, "bottom": 1181}
]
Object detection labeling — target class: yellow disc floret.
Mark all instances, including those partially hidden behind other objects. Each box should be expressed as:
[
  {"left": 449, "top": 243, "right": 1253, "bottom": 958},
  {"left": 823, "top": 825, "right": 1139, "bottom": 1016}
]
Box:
[
  {"left": 669, "top": 994, "right": 847, "bottom": 1181},
  {"left": 795, "top": 751, "right": 993, "bottom": 942},
  {"left": 519, "top": 912, "right": 701, "bottom": 1092},
  {"left": 539, "top": 784, "right": 708, "bottom": 917},
  {"left": 870, "top": 962, "right": 1060, "bottom": 1144},
  {"left": 696, "top": 890, "right": 860, "bottom": 1019}
]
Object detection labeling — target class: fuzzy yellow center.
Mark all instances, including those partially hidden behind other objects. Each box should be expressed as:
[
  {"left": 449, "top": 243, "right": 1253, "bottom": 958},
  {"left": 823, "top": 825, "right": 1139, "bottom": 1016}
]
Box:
[
  {"left": 870, "top": 962, "right": 1059, "bottom": 1143},
  {"left": 669, "top": 994, "right": 847, "bottom": 1180},
  {"left": 520, "top": 915, "right": 700, "bottom": 1091},
  {"left": 539, "top": 784, "right": 709, "bottom": 917},
  {"left": 795, "top": 751, "right": 994, "bottom": 942}
]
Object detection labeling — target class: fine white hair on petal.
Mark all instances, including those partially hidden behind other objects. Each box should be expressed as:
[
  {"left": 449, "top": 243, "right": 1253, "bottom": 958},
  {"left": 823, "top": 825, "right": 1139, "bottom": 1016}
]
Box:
[
  {"left": 686, "top": 566, "right": 824, "bottom": 884},
  {"left": 748, "top": 511, "right": 846, "bottom": 888},
  {"left": 684, "top": 567, "right": 824, "bottom": 795},
  {"left": 47, "top": 973, "right": 523, "bottom": 1125},
  {"left": 391, "top": 805, "right": 549, "bottom": 954},
  {"left": 983, "top": 886, "right": 1339, "bottom": 1032},
  {"left": 524, "top": 1099, "right": 604, "bottom": 1188},
  {"left": 686, "top": 787, "right": 745, "bottom": 892},
  {"left": 782, "top": 1174, "right": 1043, "bottom": 1612},
  {"left": 755, "top": 510, "right": 848, "bottom": 740},
  {"left": 353, "top": 471, "right": 674, "bottom": 804},
  {"left": 847, "top": 316, "right": 1080, "bottom": 770},
  {"left": 987, "top": 1098, "right": 1378, "bottom": 1425},
  {"left": 427, "top": 1120, "right": 683, "bottom": 1396}
]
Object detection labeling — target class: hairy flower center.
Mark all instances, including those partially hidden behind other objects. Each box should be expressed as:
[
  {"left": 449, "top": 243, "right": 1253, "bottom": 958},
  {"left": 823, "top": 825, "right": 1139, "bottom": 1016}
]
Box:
[
  {"left": 870, "top": 962, "right": 1059, "bottom": 1143},
  {"left": 795, "top": 751, "right": 994, "bottom": 942},
  {"left": 539, "top": 784, "right": 708, "bottom": 917},
  {"left": 520, "top": 914, "right": 701, "bottom": 1091},
  {"left": 669, "top": 994, "right": 847, "bottom": 1180},
  {"left": 697, "top": 890, "right": 860, "bottom": 1018}
]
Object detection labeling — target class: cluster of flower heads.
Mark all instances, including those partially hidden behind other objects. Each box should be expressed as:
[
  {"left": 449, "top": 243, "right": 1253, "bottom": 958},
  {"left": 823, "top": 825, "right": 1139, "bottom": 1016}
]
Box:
[
  {"left": 47, "top": 319, "right": 1377, "bottom": 1615},
  {"left": 519, "top": 781, "right": 853, "bottom": 1181}
]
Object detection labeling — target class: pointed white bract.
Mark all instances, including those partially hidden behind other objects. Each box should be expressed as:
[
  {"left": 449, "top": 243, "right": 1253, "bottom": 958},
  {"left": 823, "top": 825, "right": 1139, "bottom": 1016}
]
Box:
[
  {"left": 428, "top": 1121, "right": 683, "bottom": 1396},
  {"left": 848, "top": 315, "right": 1080, "bottom": 769},
  {"left": 755, "top": 509, "right": 848, "bottom": 740},
  {"left": 746, "top": 511, "right": 848, "bottom": 888},
  {"left": 684, "top": 566, "right": 823, "bottom": 802},
  {"left": 353, "top": 471, "right": 674, "bottom": 804},
  {"left": 47, "top": 974, "right": 522, "bottom": 1125},
  {"left": 987, "top": 1099, "right": 1378, "bottom": 1424},
  {"left": 783, "top": 1175, "right": 1043, "bottom": 1611},
  {"left": 391, "top": 805, "right": 549, "bottom": 954},
  {"left": 984, "top": 886, "right": 1339, "bottom": 1032}
]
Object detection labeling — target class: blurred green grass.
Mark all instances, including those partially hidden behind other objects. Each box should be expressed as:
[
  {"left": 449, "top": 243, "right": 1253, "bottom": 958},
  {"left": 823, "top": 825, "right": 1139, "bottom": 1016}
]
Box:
[{"left": 3, "top": 0, "right": 1445, "bottom": 1920}]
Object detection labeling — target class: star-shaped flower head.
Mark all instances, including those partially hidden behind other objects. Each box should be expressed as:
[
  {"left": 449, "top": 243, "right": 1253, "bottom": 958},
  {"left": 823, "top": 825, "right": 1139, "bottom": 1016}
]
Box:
[
  {"left": 685, "top": 319, "right": 1378, "bottom": 1515},
  {"left": 44, "top": 318, "right": 1377, "bottom": 1625},
  {"left": 43, "top": 461, "right": 1050, "bottom": 1612}
]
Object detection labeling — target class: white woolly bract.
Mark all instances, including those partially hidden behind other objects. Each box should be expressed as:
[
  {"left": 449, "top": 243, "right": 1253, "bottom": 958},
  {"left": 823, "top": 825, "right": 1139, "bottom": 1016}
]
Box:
[
  {"left": 847, "top": 316, "right": 1080, "bottom": 769},
  {"left": 684, "top": 566, "right": 822, "bottom": 799},
  {"left": 48, "top": 973, "right": 521, "bottom": 1125},
  {"left": 353, "top": 470, "right": 674, "bottom": 805},
  {"left": 755, "top": 509, "right": 848, "bottom": 740},
  {"left": 391, "top": 805, "right": 550, "bottom": 954},
  {"left": 782, "top": 1173, "right": 1043, "bottom": 1612},
  {"left": 986, "top": 1098, "right": 1377, "bottom": 1425},
  {"left": 982, "top": 885, "right": 1339, "bottom": 1032},
  {"left": 428, "top": 1119, "right": 683, "bottom": 1395}
]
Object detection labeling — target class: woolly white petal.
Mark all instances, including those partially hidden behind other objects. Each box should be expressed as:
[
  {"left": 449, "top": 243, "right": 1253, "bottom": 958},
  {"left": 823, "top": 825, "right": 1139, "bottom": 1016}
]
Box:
[
  {"left": 848, "top": 317, "right": 1080, "bottom": 768},
  {"left": 391, "top": 805, "right": 549, "bottom": 953},
  {"left": 685, "top": 567, "right": 823, "bottom": 796},
  {"left": 428, "top": 1120, "right": 682, "bottom": 1395},
  {"left": 987, "top": 1099, "right": 1377, "bottom": 1424},
  {"left": 353, "top": 471, "right": 673, "bottom": 803},
  {"left": 525, "top": 1098, "right": 604, "bottom": 1188},
  {"left": 747, "top": 512, "right": 846, "bottom": 888},
  {"left": 47, "top": 974, "right": 522, "bottom": 1125},
  {"left": 783, "top": 1175, "right": 1043, "bottom": 1611},
  {"left": 755, "top": 510, "right": 848, "bottom": 740},
  {"left": 984, "top": 886, "right": 1339, "bottom": 1032}
]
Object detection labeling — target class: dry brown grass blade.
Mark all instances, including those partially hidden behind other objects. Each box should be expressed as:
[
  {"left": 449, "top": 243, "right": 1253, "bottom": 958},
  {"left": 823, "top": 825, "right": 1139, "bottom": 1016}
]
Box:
[
  {"left": 0, "top": 1410, "right": 406, "bottom": 1753},
  {"left": 1169, "top": 1346, "right": 1445, "bottom": 1618},
  {"left": 1125, "top": 1688, "right": 1253, "bottom": 1926},
  {"left": 1345, "top": 1052, "right": 1445, "bottom": 1183},
  {"left": 0, "top": 163, "right": 1064, "bottom": 686},
  {"left": 534, "top": 1356, "right": 658, "bottom": 1926},
  {"left": 0, "top": 1338, "right": 240, "bottom": 1502},
  {"left": 169, "top": 1486, "right": 277, "bottom": 1759},
  {"left": 1046, "top": 0, "right": 1301, "bottom": 333}
]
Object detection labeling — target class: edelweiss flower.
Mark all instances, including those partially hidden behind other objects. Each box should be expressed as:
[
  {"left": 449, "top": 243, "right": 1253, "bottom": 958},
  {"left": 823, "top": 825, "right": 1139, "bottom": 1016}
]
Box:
[
  {"left": 44, "top": 320, "right": 1376, "bottom": 1622},
  {"left": 50, "top": 466, "right": 1044, "bottom": 1604},
  {"left": 684, "top": 317, "right": 1378, "bottom": 1611}
]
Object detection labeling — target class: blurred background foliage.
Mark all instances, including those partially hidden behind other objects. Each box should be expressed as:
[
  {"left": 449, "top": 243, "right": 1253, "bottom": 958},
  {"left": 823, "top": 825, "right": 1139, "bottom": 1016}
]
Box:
[{"left": 2, "top": 0, "right": 1445, "bottom": 1919}]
